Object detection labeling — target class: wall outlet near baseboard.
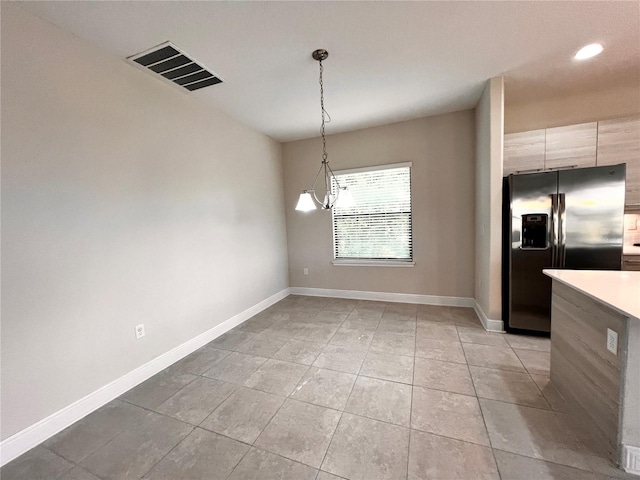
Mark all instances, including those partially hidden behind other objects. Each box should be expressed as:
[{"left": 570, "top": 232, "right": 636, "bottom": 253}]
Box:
[
  {"left": 135, "top": 324, "right": 145, "bottom": 340},
  {"left": 303, "top": 268, "right": 309, "bottom": 275},
  {"left": 607, "top": 328, "right": 618, "bottom": 355}
]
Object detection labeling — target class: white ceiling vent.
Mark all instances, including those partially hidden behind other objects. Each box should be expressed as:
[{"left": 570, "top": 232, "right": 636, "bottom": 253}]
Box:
[{"left": 127, "top": 41, "right": 222, "bottom": 91}]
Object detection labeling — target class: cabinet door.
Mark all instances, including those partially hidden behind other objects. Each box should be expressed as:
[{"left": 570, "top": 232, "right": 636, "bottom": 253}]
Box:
[
  {"left": 545, "top": 122, "right": 597, "bottom": 170},
  {"left": 597, "top": 115, "right": 640, "bottom": 207},
  {"left": 503, "top": 129, "right": 545, "bottom": 176}
]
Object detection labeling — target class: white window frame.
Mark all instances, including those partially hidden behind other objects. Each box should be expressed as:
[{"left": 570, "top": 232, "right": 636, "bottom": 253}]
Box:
[{"left": 331, "top": 162, "right": 414, "bottom": 267}]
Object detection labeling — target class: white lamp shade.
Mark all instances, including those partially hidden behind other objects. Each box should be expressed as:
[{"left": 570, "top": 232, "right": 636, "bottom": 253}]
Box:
[
  {"left": 295, "top": 191, "right": 316, "bottom": 211},
  {"left": 335, "top": 188, "right": 354, "bottom": 208}
]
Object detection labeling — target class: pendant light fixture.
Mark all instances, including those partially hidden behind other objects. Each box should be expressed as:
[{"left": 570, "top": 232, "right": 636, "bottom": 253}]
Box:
[{"left": 296, "top": 49, "right": 354, "bottom": 211}]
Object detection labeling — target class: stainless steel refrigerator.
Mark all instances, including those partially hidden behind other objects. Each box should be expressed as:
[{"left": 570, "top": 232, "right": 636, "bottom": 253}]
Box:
[{"left": 502, "top": 164, "right": 626, "bottom": 333}]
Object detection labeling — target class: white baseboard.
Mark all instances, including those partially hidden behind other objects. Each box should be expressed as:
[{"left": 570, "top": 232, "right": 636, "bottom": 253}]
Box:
[
  {"left": 291, "top": 287, "right": 506, "bottom": 332},
  {"left": 473, "top": 301, "right": 505, "bottom": 332},
  {"left": 0, "top": 288, "right": 290, "bottom": 467},
  {"left": 290, "top": 286, "right": 475, "bottom": 308},
  {"left": 623, "top": 445, "right": 640, "bottom": 476}
]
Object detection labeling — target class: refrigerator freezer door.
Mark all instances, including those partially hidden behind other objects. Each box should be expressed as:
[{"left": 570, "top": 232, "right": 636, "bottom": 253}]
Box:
[
  {"left": 508, "top": 171, "right": 557, "bottom": 332},
  {"left": 558, "top": 165, "right": 626, "bottom": 270}
]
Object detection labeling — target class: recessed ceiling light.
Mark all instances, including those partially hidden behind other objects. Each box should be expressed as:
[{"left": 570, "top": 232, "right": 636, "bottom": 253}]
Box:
[{"left": 574, "top": 43, "right": 603, "bottom": 60}]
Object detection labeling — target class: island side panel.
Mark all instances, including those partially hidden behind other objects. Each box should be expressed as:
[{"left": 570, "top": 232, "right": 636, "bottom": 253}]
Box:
[
  {"left": 622, "top": 323, "right": 640, "bottom": 473},
  {"left": 550, "top": 281, "right": 628, "bottom": 462}
]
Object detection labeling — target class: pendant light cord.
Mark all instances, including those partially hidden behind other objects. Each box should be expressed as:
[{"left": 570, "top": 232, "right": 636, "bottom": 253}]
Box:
[
  {"left": 319, "top": 58, "right": 328, "bottom": 164},
  {"left": 318, "top": 57, "right": 340, "bottom": 199}
]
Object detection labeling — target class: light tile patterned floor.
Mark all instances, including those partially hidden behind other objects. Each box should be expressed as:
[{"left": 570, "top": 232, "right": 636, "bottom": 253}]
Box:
[{"left": 2, "top": 296, "right": 637, "bottom": 480}]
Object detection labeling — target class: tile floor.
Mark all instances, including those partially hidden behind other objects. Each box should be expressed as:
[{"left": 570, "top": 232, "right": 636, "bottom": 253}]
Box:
[{"left": 3, "top": 296, "right": 637, "bottom": 480}]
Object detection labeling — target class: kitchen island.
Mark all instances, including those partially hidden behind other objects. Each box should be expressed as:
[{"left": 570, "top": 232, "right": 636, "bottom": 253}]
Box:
[{"left": 543, "top": 269, "right": 640, "bottom": 476}]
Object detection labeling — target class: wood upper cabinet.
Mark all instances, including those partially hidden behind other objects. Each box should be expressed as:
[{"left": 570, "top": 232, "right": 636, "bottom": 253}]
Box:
[
  {"left": 503, "top": 116, "right": 639, "bottom": 208},
  {"left": 503, "top": 129, "right": 545, "bottom": 175},
  {"left": 544, "top": 122, "right": 597, "bottom": 170},
  {"left": 597, "top": 115, "right": 640, "bottom": 207}
]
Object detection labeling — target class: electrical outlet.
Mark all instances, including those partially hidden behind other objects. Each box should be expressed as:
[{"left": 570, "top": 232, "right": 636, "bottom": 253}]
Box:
[
  {"left": 303, "top": 268, "right": 309, "bottom": 275},
  {"left": 607, "top": 328, "right": 618, "bottom": 355},
  {"left": 135, "top": 324, "right": 145, "bottom": 340}
]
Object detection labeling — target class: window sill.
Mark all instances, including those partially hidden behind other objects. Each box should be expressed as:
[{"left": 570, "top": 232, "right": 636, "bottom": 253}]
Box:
[{"left": 331, "top": 259, "right": 415, "bottom": 267}]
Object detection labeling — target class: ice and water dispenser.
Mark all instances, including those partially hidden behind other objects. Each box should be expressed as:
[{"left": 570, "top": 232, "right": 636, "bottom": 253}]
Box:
[{"left": 521, "top": 214, "right": 548, "bottom": 249}]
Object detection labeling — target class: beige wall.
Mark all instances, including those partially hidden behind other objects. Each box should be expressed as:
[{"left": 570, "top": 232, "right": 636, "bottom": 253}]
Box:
[
  {"left": 475, "top": 77, "right": 504, "bottom": 322},
  {"left": 1, "top": 4, "right": 288, "bottom": 440},
  {"left": 283, "top": 112, "right": 476, "bottom": 298},
  {"left": 505, "top": 83, "right": 640, "bottom": 134}
]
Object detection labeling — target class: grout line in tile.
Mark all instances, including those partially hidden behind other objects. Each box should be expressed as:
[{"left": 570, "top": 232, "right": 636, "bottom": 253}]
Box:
[
  {"left": 118, "top": 396, "right": 177, "bottom": 416},
  {"left": 467, "top": 362, "right": 533, "bottom": 375},
  {"left": 196, "top": 418, "right": 262, "bottom": 450},
  {"left": 511, "top": 348, "right": 549, "bottom": 377},
  {"left": 489, "top": 446, "right": 611, "bottom": 478},
  {"left": 137, "top": 424, "right": 197, "bottom": 479},
  {"left": 472, "top": 359, "right": 501, "bottom": 479},
  {"left": 462, "top": 357, "right": 530, "bottom": 375},
  {"left": 358, "top": 372, "right": 413, "bottom": 386},
  {"left": 279, "top": 364, "right": 313, "bottom": 398},
  {"left": 31, "top": 446, "right": 77, "bottom": 480},
  {"left": 411, "top": 384, "right": 480, "bottom": 401},
  {"left": 271, "top": 442, "right": 329, "bottom": 472},
  {"left": 477, "top": 396, "right": 565, "bottom": 415},
  {"left": 44, "top": 402, "right": 146, "bottom": 467},
  {"left": 506, "top": 344, "right": 551, "bottom": 353},
  {"left": 467, "top": 367, "right": 553, "bottom": 411},
  {"left": 408, "top": 425, "right": 496, "bottom": 450},
  {"left": 118, "top": 397, "right": 210, "bottom": 432},
  {"left": 316, "top": 410, "right": 345, "bottom": 475},
  {"left": 406, "top": 322, "right": 417, "bottom": 480},
  {"left": 318, "top": 329, "right": 361, "bottom": 474},
  {"left": 464, "top": 356, "right": 479, "bottom": 399},
  {"left": 287, "top": 389, "right": 350, "bottom": 414},
  {"left": 342, "top": 402, "right": 412, "bottom": 430},
  {"left": 250, "top": 393, "right": 297, "bottom": 446},
  {"left": 226, "top": 444, "right": 320, "bottom": 479},
  {"left": 530, "top": 377, "right": 569, "bottom": 413},
  {"left": 414, "top": 356, "right": 468, "bottom": 366},
  {"left": 159, "top": 378, "right": 238, "bottom": 420},
  {"left": 223, "top": 442, "right": 253, "bottom": 480}
]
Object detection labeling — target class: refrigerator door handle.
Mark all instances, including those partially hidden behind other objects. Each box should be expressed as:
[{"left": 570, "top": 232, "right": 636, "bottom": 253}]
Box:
[
  {"left": 550, "top": 193, "right": 559, "bottom": 267},
  {"left": 558, "top": 193, "right": 567, "bottom": 268}
]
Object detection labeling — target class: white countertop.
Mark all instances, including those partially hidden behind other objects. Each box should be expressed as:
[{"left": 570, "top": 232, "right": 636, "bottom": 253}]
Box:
[{"left": 543, "top": 269, "right": 640, "bottom": 320}]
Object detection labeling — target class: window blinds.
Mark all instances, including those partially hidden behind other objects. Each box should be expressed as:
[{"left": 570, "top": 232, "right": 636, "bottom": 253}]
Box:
[{"left": 332, "top": 165, "right": 412, "bottom": 260}]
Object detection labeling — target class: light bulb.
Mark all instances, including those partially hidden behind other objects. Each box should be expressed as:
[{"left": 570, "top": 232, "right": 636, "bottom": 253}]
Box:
[{"left": 574, "top": 43, "right": 603, "bottom": 60}]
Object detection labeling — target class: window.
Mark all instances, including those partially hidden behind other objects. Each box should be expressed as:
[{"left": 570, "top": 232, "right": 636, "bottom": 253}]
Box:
[{"left": 331, "top": 163, "right": 413, "bottom": 264}]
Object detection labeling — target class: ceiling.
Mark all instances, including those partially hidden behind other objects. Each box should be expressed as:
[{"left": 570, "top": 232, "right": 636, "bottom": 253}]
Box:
[{"left": 18, "top": 1, "right": 640, "bottom": 142}]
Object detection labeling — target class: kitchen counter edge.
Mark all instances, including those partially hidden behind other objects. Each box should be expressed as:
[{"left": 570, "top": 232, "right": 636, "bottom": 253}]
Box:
[{"left": 543, "top": 269, "right": 640, "bottom": 321}]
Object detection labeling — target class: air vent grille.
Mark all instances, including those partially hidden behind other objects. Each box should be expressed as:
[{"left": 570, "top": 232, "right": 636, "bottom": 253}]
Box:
[{"left": 128, "top": 42, "right": 222, "bottom": 91}]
